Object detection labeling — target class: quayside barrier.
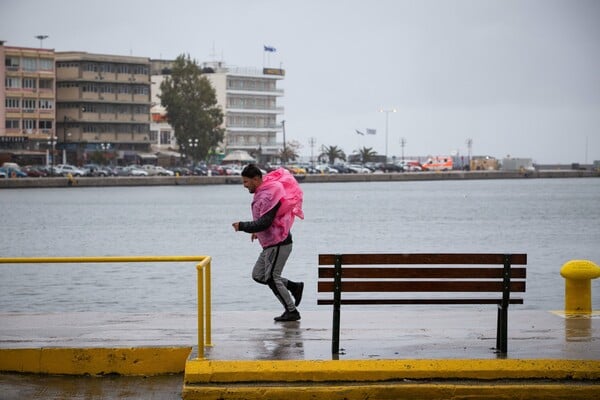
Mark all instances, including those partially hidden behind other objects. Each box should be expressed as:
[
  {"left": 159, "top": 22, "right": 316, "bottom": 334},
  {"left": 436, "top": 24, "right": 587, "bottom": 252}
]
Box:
[{"left": 0, "top": 255, "right": 212, "bottom": 358}]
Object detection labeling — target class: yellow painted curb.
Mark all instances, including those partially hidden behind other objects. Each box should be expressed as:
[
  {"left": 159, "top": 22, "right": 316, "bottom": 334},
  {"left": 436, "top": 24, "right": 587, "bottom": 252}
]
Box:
[
  {"left": 0, "top": 347, "right": 191, "bottom": 376},
  {"left": 183, "top": 383, "right": 600, "bottom": 400},
  {"left": 184, "top": 359, "right": 600, "bottom": 383}
]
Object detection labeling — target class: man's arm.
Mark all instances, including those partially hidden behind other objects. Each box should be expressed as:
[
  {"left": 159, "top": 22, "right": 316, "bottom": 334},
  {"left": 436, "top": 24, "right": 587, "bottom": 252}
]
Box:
[{"left": 237, "top": 202, "right": 281, "bottom": 233}]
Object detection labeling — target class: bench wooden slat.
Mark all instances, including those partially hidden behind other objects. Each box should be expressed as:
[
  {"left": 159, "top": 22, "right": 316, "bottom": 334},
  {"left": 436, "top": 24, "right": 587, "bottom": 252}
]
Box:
[
  {"left": 318, "top": 281, "right": 526, "bottom": 293},
  {"left": 317, "top": 298, "right": 524, "bottom": 305},
  {"left": 318, "top": 253, "right": 527, "bottom": 265},
  {"left": 318, "top": 267, "right": 527, "bottom": 279}
]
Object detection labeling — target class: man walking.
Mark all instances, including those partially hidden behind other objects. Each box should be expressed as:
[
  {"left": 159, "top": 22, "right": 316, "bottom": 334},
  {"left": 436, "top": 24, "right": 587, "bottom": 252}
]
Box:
[{"left": 232, "top": 164, "right": 304, "bottom": 322}]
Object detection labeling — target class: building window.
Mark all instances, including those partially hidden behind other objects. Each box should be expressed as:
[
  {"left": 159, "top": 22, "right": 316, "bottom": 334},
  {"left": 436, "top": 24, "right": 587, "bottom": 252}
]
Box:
[
  {"left": 84, "top": 62, "right": 98, "bottom": 72},
  {"left": 5, "top": 56, "right": 20, "bottom": 69},
  {"left": 39, "top": 120, "right": 53, "bottom": 130},
  {"left": 39, "top": 99, "right": 54, "bottom": 109},
  {"left": 5, "top": 77, "right": 21, "bottom": 88},
  {"left": 22, "top": 57, "right": 37, "bottom": 71},
  {"left": 5, "top": 120, "right": 19, "bottom": 129},
  {"left": 160, "top": 130, "right": 171, "bottom": 145},
  {"left": 23, "top": 119, "right": 35, "bottom": 131},
  {"left": 23, "top": 78, "right": 37, "bottom": 89},
  {"left": 5, "top": 98, "right": 20, "bottom": 109},
  {"left": 39, "top": 79, "right": 53, "bottom": 90},
  {"left": 82, "top": 83, "right": 98, "bottom": 93},
  {"left": 39, "top": 58, "right": 53, "bottom": 71},
  {"left": 22, "top": 99, "right": 36, "bottom": 110}
]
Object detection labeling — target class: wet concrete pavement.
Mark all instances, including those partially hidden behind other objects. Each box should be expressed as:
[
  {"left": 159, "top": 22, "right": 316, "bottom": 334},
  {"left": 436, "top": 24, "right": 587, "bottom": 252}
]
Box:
[
  {"left": 2, "top": 309, "right": 598, "bottom": 359},
  {"left": 1, "top": 309, "right": 599, "bottom": 399}
]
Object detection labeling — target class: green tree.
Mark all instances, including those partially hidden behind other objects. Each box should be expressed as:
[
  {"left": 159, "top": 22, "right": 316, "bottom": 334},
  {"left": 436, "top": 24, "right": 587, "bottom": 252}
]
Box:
[
  {"left": 320, "top": 145, "right": 346, "bottom": 164},
  {"left": 159, "top": 54, "right": 224, "bottom": 163},
  {"left": 358, "top": 146, "right": 377, "bottom": 163}
]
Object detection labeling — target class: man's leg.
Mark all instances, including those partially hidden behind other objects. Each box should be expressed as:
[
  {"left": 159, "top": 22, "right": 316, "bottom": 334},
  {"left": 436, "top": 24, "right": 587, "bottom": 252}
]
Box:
[{"left": 266, "top": 244, "right": 295, "bottom": 311}]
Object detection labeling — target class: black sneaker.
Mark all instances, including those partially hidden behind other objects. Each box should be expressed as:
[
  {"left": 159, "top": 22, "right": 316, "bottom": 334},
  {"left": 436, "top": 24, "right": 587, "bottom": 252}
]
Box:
[
  {"left": 274, "top": 309, "right": 301, "bottom": 322},
  {"left": 291, "top": 282, "right": 304, "bottom": 307}
]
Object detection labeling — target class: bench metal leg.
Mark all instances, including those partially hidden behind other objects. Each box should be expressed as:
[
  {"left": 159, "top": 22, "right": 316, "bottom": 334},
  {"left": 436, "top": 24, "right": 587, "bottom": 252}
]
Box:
[
  {"left": 496, "top": 304, "right": 508, "bottom": 353},
  {"left": 332, "top": 301, "right": 340, "bottom": 354},
  {"left": 332, "top": 254, "right": 342, "bottom": 355}
]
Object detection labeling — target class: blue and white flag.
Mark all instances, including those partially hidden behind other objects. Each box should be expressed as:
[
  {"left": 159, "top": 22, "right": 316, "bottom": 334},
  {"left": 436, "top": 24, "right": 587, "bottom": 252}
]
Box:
[
  {"left": 264, "top": 45, "right": 276, "bottom": 52},
  {"left": 366, "top": 128, "right": 377, "bottom": 135},
  {"left": 355, "top": 129, "right": 365, "bottom": 135}
]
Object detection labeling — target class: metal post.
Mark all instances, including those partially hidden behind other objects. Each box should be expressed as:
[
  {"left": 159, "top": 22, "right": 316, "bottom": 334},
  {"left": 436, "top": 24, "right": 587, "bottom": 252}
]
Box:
[
  {"left": 379, "top": 109, "right": 396, "bottom": 162},
  {"left": 281, "top": 120, "right": 286, "bottom": 164},
  {"left": 496, "top": 254, "right": 512, "bottom": 353},
  {"left": 332, "top": 254, "right": 342, "bottom": 355}
]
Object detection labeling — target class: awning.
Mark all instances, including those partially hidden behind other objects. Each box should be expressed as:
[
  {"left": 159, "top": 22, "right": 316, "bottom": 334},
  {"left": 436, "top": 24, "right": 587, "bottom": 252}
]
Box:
[
  {"left": 156, "top": 150, "right": 182, "bottom": 158},
  {"left": 222, "top": 150, "right": 256, "bottom": 163},
  {"left": 138, "top": 153, "right": 158, "bottom": 159}
]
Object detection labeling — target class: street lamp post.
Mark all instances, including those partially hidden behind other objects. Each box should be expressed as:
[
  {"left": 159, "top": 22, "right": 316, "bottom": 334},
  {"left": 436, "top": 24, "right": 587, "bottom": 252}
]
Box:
[
  {"left": 63, "top": 115, "right": 72, "bottom": 164},
  {"left": 379, "top": 108, "right": 397, "bottom": 162},
  {"left": 47, "top": 135, "right": 57, "bottom": 176},
  {"left": 188, "top": 138, "right": 199, "bottom": 166},
  {"left": 35, "top": 35, "right": 48, "bottom": 48},
  {"left": 400, "top": 137, "right": 407, "bottom": 162},
  {"left": 281, "top": 120, "right": 287, "bottom": 164}
]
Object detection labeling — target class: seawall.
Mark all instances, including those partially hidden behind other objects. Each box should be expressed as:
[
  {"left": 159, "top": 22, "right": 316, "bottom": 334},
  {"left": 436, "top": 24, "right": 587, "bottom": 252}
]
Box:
[{"left": 0, "top": 169, "right": 598, "bottom": 189}]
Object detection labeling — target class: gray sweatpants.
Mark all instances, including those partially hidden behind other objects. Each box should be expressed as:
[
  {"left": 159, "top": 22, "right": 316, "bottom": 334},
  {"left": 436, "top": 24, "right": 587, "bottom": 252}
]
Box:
[{"left": 252, "top": 243, "right": 295, "bottom": 311}]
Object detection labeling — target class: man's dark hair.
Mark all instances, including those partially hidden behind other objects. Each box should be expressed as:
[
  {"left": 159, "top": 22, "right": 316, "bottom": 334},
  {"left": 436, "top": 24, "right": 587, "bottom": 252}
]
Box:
[{"left": 241, "top": 164, "right": 262, "bottom": 178}]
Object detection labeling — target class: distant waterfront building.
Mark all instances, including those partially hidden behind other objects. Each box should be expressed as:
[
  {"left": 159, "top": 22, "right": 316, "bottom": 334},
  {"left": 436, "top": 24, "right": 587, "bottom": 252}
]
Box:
[
  {"left": 202, "top": 61, "right": 285, "bottom": 164},
  {"left": 55, "top": 51, "right": 152, "bottom": 165},
  {"left": 0, "top": 41, "right": 56, "bottom": 165},
  {"left": 149, "top": 59, "right": 285, "bottom": 165}
]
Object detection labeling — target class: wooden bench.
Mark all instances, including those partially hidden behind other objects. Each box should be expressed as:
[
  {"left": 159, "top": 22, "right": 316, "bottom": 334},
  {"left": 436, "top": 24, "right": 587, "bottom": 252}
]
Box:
[{"left": 318, "top": 253, "right": 527, "bottom": 355}]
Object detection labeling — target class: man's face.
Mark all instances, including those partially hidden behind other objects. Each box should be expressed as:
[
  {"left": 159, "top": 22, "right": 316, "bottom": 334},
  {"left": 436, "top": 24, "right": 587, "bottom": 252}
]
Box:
[{"left": 242, "top": 176, "right": 261, "bottom": 193}]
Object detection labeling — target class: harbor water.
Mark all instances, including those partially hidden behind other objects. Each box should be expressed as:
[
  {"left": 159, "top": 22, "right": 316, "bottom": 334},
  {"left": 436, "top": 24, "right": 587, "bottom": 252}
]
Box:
[{"left": 1, "top": 178, "right": 599, "bottom": 313}]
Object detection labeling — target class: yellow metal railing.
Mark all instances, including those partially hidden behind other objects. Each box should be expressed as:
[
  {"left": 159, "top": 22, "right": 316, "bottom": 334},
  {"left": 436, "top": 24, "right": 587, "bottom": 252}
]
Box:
[{"left": 0, "top": 255, "right": 212, "bottom": 358}]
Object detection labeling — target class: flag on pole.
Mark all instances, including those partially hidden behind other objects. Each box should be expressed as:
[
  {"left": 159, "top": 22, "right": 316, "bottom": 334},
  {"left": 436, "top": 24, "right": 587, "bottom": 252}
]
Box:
[
  {"left": 355, "top": 129, "right": 365, "bottom": 135},
  {"left": 264, "top": 45, "right": 276, "bottom": 52},
  {"left": 366, "top": 128, "right": 377, "bottom": 135}
]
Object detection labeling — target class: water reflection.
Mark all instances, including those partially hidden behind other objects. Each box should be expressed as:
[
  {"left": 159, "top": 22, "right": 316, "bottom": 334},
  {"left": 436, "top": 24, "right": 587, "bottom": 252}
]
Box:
[{"left": 258, "top": 321, "right": 304, "bottom": 360}]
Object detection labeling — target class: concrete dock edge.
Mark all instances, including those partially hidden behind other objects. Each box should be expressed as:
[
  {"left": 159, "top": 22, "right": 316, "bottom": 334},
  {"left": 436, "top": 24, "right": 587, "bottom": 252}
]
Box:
[{"left": 0, "top": 347, "right": 191, "bottom": 376}]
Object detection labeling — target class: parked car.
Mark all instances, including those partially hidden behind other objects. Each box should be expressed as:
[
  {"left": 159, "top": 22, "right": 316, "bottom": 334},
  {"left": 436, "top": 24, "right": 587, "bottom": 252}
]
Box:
[
  {"left": 170, "top": 167, "right": 192, "bottom": 176},
  {"left": 347, "top": 164, "right": 372, "bottom": 174},
  {"left": 398, "top": 160, "right": 422, "bottom": 172},
  {"left": 0, "top": 169, "right": 7, "bottom": 178},
  {"left": 54, "top": 164, "right": 86, "bottom": 177},
  {"left": 22, "top": 165, "right": 48, "bottom": 177},
  {"left": 0, "top": 166, "right": 28, "bottom": 178},
  {"left": 140, "top": 164, "right": 174, "bottom": 176},
  {"left": 124, "top": 166, "right": 149, "bottom": 176}
]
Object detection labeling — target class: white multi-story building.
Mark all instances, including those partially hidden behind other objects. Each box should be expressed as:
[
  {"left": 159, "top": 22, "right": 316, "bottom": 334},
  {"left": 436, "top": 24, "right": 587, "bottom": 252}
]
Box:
[
  {"left": 150, "top": 59, "right": 285, "bottom": 165},
  {"left": 202, "top": 61, "right": 284, "bottom": 164}
]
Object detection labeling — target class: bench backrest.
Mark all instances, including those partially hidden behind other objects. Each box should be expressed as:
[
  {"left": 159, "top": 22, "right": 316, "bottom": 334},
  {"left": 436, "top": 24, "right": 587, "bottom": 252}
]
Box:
[{"left": 318, "top": 253, "right": 527, "bottom": 305}]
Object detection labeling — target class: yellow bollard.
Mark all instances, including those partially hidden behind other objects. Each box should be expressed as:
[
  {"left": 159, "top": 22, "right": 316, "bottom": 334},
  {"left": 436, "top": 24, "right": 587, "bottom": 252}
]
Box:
[{"left": 560, "top": 260, "right": 600, "bottom": 313}]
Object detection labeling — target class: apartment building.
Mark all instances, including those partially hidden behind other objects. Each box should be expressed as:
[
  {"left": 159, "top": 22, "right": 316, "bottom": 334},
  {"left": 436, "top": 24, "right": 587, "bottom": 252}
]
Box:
[
  {"left": 55, "top": 51, "right": 152, "bottom": 165},
  {"left": 0, "top": 41, "right": 56, "bottom": 165},
  {"left": 202, "top": 61, "right": 284, "bottom": 164},
  {"left": 150, "top": 59, "right": 285, "bottom": 165}
]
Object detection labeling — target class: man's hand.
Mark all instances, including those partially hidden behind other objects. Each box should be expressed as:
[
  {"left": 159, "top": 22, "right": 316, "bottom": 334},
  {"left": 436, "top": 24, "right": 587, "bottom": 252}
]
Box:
[{"left": 232, "top": 222, "right": 240, "bottom": 231}]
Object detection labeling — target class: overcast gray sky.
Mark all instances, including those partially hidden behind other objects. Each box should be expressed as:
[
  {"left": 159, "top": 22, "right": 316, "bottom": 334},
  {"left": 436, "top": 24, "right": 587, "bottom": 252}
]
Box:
[{"left": 2, "top": 0, "right": 599, "bottom": 164}]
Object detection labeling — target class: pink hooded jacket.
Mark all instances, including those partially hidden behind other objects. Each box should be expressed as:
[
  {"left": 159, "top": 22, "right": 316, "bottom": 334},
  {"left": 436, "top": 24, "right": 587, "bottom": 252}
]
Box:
[{"left": 252, "top": 168, "right": 304, "bottom": 248}]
